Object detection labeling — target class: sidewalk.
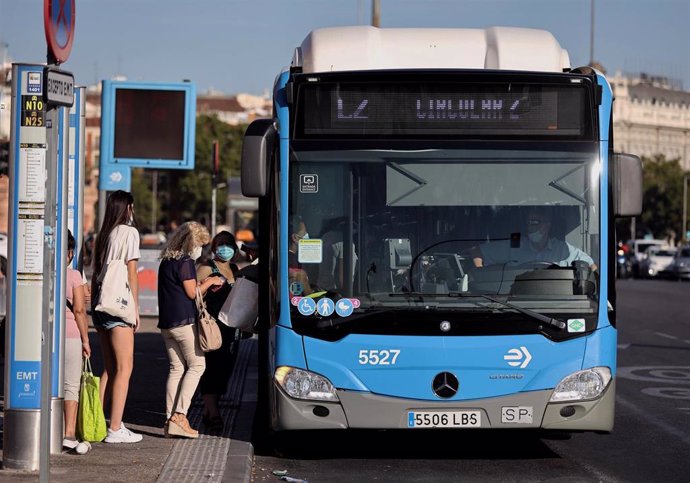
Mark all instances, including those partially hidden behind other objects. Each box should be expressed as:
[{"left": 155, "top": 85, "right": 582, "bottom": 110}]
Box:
[{"left": 0, "top": 317, "right": 257, "bottom": 483}]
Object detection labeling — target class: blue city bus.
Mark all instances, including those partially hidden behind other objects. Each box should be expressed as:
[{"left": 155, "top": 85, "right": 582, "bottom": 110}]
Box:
[{"left": 241, "top": 27, "right": 642, "bottom": 435}]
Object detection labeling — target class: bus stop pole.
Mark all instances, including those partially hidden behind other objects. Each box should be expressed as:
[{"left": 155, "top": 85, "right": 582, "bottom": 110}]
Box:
[
  {"left": 39, "top": 91, "right": 59, "bottom": 483},
  {"left": 49, "top": 104, "right": 70, "bottom": 454},
  {"left": 211, "top": 140, "right": 219, "bottom": 236},
  {"left": 683, "top": 175, "right": 688, "bottom": 243}
]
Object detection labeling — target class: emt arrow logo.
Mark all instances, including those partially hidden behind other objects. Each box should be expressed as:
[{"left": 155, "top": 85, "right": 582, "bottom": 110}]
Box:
[{"left": 504, "top": 346, "right": 532, "bottom": 369}]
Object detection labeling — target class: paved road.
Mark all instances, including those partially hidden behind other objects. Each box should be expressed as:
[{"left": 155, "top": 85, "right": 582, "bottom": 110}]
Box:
[{"left": 251, "top": 279, "right": 690, "bottom": 483}]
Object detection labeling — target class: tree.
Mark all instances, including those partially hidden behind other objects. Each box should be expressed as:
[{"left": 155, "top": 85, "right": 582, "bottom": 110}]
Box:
[
  {"left": 636, "top": 154, "right": 690, "bottom": 242},
  {"left": 126, "top": 115, "right": 247, "bottom": 233},
  {"left": 130, "top": 168, "right": 154, "bottom": 232},
  {"left": 161, "top": 115, "right": 246, "bottom": 229}
]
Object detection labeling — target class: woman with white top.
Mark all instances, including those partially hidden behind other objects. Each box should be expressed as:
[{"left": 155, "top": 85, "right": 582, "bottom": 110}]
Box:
[{"left": 91, "top": 190, "right": 142, "bottom": 444}]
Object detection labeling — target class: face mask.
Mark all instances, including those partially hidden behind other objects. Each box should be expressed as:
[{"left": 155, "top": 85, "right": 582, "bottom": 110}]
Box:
[
  {"left": 528, "top": 230, "right": 544, "bottom": 244},
  {"left": 190, "top": 246, "right": 203, "bottom": 260},
  {"left": 215, "top": 245, "right": 235, "bottom": 261}
]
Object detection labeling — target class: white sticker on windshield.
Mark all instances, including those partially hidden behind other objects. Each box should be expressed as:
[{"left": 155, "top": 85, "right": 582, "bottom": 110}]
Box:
[
  {"left": 300, "top": 174, "right": 318, "bottom": 193},
  {"left": 298, "top": 238, "right": 322, "bottom": 263},
  {"left": 567, "top": 318, "right": 586, "bottom": 333}
]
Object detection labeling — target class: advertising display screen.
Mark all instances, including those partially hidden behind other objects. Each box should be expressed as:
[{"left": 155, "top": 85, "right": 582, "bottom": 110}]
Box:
[
  {"left": 100, "top": 80, "right": 196, "bottom": 170},
  {"left": 113, "top": 89, "right": 186, "bottom": 160},
  {"left": 297, "top": 78, "right": 593, "bottom": 139}
]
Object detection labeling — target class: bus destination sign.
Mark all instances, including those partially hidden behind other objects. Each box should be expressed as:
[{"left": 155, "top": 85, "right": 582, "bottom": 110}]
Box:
[{"left": 298, "top": 82, "right": 590, "bottom": 139}]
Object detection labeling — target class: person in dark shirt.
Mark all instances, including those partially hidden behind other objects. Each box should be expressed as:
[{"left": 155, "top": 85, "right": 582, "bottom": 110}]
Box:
[
  {"left": 157, "top": 222, "right": 223, "bottom": 439},
  {"left": 195, "top": 231, "right": 239, "bottom": 431}
]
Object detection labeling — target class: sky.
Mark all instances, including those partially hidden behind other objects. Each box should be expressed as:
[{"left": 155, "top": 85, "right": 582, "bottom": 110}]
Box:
[{"left": 1, "top": 0, "right": 688, "bottom": 95}]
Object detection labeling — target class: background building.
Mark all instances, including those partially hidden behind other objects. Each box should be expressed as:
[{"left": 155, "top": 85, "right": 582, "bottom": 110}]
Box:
[{"left": 610, "top": 72, "right": 690, "bottom": 169}]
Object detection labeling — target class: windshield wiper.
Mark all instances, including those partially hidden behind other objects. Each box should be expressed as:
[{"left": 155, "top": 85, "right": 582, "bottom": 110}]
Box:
[
  {"left": 454, "top": 292, "right": 566, "bottom": 330},
  {"left": 389, "top": 291, "right": 566, "bottom": 330},
  {"left": 314, "top": 308, "right": 394, "bottom": 330}
]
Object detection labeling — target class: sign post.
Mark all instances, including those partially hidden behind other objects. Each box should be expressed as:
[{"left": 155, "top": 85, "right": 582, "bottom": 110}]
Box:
[
  {"left": 42, "top": 2, "right": 75, "bottom": 480},
  {"left": 211, "top": 140, "right": 219, "bottom": 236},
  {"left": 3, "top": 64, "right": 49, "bottom": 472},
  {"left": 49, "top": 102, "right": 70, "bottom": 454},
  {"left": 68, "top": 86, "right": 85, "bottom": 268}
]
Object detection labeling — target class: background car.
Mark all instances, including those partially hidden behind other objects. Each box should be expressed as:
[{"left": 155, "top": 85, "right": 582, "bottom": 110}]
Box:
[
  {"left": 630, "top": 238, "right": 666, "bottom": 277},
  {"left": 668, "top": 246, "right": 690, "bottom": 280},
  {"left": 638, "top": 246, "right": 677, "bottom": 278}
]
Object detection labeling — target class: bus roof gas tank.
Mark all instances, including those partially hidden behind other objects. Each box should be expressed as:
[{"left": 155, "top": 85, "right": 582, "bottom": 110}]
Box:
[{"left": 296, "top": 26, "right": 570, "bottom": 74}]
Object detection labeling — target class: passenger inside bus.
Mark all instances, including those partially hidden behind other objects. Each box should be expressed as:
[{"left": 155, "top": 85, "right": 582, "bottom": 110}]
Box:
[
  {"left": 288, "top": 216, "right": 313, "bottom": 296},
  {"left": 316, "top": 216, "right": 358, "bottom": 292},
  {"left": 469, "top": 207, "right": 597, "bottom": 271}
]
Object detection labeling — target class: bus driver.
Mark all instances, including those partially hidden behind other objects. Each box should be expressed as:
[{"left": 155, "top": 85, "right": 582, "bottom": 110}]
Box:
[{"left": 470, "top": 208, "right": 597, "bottom": 271}]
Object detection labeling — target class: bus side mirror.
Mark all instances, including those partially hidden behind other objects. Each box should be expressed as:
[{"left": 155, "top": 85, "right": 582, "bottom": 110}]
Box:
[
  {"left": 611, "top": 153, "right": 643, "bottom": 217},
  {"left": 241, "top": 119, "right": 277, "bottom": 197}
]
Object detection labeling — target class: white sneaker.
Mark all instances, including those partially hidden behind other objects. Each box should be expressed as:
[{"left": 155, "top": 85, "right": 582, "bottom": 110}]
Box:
[
  {"left": 75, "top": 441, "right": 92, "bottom": 454},
  {"left": 104, "top": 423, "right": 143, "bottom": 443},
  {"left": 63, "top": 437, "right": 79, "bottom": 450}
]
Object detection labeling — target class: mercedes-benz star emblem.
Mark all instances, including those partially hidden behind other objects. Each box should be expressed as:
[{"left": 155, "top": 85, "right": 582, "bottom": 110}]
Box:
[
  {"left": 432, "top": 372, "right": 459, "bottom": 398},
  {"left": 440, "top": 320, "right": 451, "bottom": 332}
]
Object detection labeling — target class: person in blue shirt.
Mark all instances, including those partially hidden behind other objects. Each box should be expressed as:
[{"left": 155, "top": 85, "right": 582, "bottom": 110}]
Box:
[{"left": 471, "top": 208, "right": 597, "bottom": 270}]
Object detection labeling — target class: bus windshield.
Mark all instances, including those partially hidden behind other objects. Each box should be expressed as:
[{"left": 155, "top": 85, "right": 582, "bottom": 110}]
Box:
[{"left": 288, "top": 146, "right": 600, "bottom": 324}]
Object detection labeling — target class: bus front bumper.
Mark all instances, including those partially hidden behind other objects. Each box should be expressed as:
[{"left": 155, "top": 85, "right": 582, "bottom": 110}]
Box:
[{"left": 272, "top": 379, "right": 615, "bottom": 432}]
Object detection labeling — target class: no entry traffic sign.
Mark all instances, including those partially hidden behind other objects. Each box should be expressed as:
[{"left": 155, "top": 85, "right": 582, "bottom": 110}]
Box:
[{"left": 44, "top": 0, "right": 76, "bottom": 64}]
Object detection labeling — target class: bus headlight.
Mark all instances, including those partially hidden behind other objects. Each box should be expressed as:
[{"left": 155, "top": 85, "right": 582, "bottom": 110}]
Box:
[
  {"left": 274, "top": 366, "right": 339, "bottom": 402},
  {"left": 549, "top": 367, "right": 612, "bottom": 402}
]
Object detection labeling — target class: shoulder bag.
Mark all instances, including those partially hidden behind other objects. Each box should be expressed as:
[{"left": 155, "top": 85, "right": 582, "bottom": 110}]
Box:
[
  {"left": 217, "top": 276, "right": 258, "bottom": 333},
  {"left": 195, "top": 287, "right": 222, "bottom": 352},
  {"left": 94, "top": 237, "right": 136, "bottom": 325}
]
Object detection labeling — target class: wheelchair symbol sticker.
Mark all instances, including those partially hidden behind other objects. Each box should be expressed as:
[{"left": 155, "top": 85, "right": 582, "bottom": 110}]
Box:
[
  {"left": 297, "top": 297, "right": 316, "bottom": 316},
  {"left": 335, "top": 298, "right": 354, "bottom": 317},
  {"left": 316, "top": 298, "right": 335, "bottom": 317}
]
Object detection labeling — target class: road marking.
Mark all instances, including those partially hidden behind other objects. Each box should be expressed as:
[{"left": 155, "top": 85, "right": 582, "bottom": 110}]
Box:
[
  {"left": 654, "top": 332, "right": 690, "bottom": 345},
  {"left": 544, "top": 442, "right": 618, "bottom": 483},
  {"left": 641, "top": 387, "right": 690, "bottom": 400},
  {"left": 617, "top": 397, "right": 690, "bottom": 446},
  {"left": 655, "top": 332, "right": 678, "bottom": 341},
  {"left": 617, "top": 366, "right": 690, "bottom": 385},
  {"left": 617, "top": 344, "right": 631, "bottom": 349}
]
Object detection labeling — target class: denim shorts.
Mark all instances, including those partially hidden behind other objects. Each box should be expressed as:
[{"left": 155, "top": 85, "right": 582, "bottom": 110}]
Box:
[{"left": 92, "top": 310, "right": 132, "bottom": 330}]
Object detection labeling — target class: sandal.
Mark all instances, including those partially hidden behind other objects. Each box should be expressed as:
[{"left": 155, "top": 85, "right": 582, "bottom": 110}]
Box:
[
  {"left": 167, "top": 414, "right": 199, "bottom": 439},
  {"left": 202, "top": 414, "right": 224, "bottom": 431}
]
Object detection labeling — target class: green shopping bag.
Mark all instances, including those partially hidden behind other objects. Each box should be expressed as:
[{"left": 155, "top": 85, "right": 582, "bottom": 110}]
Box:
[{"left": 77, "top": 357, "right": 107, "bottom": 442}]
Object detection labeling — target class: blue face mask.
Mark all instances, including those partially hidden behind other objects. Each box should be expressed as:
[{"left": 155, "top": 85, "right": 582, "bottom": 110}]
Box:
[{"left": 215, "top": 245, "right": 235, "bottom": 261}]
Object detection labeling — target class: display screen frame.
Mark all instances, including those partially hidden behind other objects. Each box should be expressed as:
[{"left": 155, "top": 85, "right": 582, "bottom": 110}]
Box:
[
  {"left": 100, "top": 80, "right": 196, "bottom": 169},
  {"left": 292, "top": 71, "right": 597, "bottom": 141}
]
